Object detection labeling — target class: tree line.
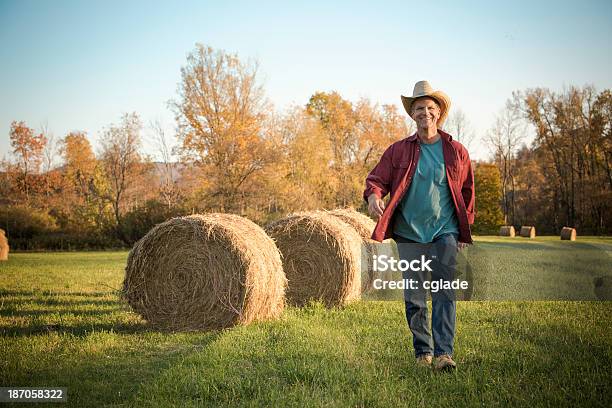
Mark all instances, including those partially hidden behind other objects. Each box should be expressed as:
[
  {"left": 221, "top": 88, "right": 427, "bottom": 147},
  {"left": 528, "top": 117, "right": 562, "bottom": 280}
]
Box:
[
  {"left": 1, "top": 43, "right": 609, "bottom": 249},
  {"left": 487, "top": 87, "right": 611, "bottom": 234}
]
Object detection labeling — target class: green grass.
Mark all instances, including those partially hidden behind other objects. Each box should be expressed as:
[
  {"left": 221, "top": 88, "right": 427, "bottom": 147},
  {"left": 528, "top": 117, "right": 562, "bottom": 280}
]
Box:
[{"left": 1, "top": 248, "right": 611, "bottom": 407}]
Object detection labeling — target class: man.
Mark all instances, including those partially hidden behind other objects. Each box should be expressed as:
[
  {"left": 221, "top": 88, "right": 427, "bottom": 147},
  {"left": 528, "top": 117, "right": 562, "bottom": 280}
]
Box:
[{"left": 364, "top": 80, "right": 475, "bottom": 371}]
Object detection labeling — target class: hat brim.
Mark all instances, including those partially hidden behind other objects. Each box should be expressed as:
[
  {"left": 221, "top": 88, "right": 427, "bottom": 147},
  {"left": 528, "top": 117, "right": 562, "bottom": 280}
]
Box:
[{"left": 401, "top": 91, "right": 451, "bottom": 127}]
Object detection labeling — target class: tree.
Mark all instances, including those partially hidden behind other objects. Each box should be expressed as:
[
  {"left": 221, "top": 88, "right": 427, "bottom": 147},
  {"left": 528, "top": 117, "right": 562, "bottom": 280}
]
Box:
[
  {"left": 99, "top": 113, "right": 143, "bottom": 240},
  {"left": 41, "top": 122, "right": 59, "bottom": 173},
  {"left": 275, "top": 107, "right": 334, "bottom": 210},
  {"left": 61, "top": 132, "right": 97, "bottom": 198},
  {"left": 520, "top": 86, "right": 612, "bottom": 233},
  {"left": 354, "top": 101, "right": 410, "bottom": 169},
  {"left": 305, "top": 91, "right": 356, "bottom": 207},
  {"left": 56, "top": 131, "right": 113, "bottom": 232},
  {"left": 485, "top": 100, "right": 525, "bottom": 225},
  {"left": 512, "top": 145, "right": 550, "bottom": 229},
  {"left": 38, "top": 123, "right": 63, "bottom": 209},
  {"left": 149, "top": 120, "right": 182, "bottom": 208},
  {"left": 306, "top": 91, "right": 357, "bottom": 167},
  {"left": 472, "top": 162, "right": 504, "bottom": 234},
  {"left": 172, "top": 44, "right": 278, "bottom": 214},
  {"left": 305, "top": 93, "right": 409, "bottom": 209},
  {"left": 352, "top": 100, "right": 410, "bottom": 210},
  {"left": 9, "top": 121, "right": 47, "bottom": 201},
  {"left": 445, "top": 108, "right": 477, "bottom": 149}
]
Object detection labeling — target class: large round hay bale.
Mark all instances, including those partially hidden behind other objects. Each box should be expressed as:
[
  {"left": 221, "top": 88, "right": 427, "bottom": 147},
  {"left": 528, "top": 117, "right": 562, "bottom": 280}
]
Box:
[
  {"left": 560, "top": 227, "right": 576, "bottom": 241},
  {"left": 0, "top": 229, "right": 8, "bottom": 261},
  {"left": 123, "top": 214, "right": 286, "bottom": 331},
  {"left": 328, "top": 208, "right": 377, "bottom": 293},
  {"left": 520, "top": 226, "right": 536, "bottom": 238},
  {"left": 265, "top": 211, "right": 362, "bottom": 308},
  {"left": 499, "top": 226, "right": 515, "bottom": 237}
]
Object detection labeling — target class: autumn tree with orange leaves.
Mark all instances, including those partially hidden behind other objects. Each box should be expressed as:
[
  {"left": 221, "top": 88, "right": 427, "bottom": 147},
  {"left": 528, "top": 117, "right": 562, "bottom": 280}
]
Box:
[
  {"left": 172, "top": 44, "right": 280, "bottom": 215},
  {"left": 8, "top": 121, "right": 47, "bottom": 201},
  {"left": 306, "top": 92, "right": 410, "bottom": 208}
]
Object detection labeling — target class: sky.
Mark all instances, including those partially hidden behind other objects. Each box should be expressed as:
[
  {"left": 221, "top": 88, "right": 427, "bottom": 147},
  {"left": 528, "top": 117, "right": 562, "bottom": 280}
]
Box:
[{"left": 1, "top": 0, "right": 611, "bottom": 162}]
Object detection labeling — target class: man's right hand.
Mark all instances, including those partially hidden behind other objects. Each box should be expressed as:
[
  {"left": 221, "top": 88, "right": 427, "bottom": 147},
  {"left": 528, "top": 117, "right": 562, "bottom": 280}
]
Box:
[{"left": 367, "top": 194, "right": 386, "bottom": 219}]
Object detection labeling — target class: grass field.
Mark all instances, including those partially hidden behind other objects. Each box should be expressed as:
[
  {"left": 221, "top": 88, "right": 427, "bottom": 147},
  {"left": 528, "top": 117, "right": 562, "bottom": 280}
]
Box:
[{"left": 1, "top": 237, "right": 611, "bottom": 407}]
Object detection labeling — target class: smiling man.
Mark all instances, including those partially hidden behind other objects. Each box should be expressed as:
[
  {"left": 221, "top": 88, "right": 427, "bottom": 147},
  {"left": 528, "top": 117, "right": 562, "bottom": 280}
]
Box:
[{"left": 364, "top": 80, "right": 475, "bottom": 372}]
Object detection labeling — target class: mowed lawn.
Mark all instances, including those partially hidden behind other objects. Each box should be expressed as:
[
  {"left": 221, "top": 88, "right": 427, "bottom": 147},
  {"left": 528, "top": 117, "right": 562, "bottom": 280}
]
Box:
[{"left": 1, "top": 237, "right": 611, "bottom": 407}]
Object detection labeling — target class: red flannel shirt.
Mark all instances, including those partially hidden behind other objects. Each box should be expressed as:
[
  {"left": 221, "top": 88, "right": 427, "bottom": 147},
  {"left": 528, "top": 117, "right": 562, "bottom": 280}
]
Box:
[{"left": 363, "top": 129, "right": 475, "bottom": 244}]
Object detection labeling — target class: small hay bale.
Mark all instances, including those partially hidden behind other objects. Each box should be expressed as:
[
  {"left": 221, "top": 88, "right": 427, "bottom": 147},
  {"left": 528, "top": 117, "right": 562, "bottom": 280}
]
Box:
[
  {"left": 123, "top": 214, "right": 286, "bottom": 331},
  {"left": 560, "top": 227, "right": 576, "bottom": 241},
  {"left": 520, "top": 226, "right": 536, "bottom": 238},
  {"left": 0, "top": 229, "right": 8, "bottom": 261},
  {"left": 499, "top": 226, "right": 515, "bottom": 237},
  {"left": 266, "top": 211, "right": 362, "bottom": 308},
  {"left": 327, "top": 208, "right": 377, "bottom": 293}
]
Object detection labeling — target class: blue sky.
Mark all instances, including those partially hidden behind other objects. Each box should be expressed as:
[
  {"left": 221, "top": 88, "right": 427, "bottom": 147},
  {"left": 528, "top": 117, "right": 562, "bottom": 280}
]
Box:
[{"left": 1, "top": 0, "right": 611, "bottom": 162}]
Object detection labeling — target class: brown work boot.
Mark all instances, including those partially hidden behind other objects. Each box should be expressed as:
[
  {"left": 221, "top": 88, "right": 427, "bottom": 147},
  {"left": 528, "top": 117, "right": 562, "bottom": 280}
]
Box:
[
  {"left": 433, "top": 354, "right": 457, "bottom": 372},
  {"left": 416, "top": 354, "right": 433, "bottom": 368}
]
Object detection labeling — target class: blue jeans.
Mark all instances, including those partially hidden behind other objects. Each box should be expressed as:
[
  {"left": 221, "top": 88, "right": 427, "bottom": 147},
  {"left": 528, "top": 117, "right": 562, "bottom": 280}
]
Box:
[{"left": 394, "top": 233, "right": 458, "bottom": 357}]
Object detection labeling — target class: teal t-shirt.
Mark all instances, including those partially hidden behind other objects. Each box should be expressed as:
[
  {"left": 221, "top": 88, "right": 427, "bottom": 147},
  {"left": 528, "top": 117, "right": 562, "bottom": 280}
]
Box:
[{"left": 393, "top": 138, "right": 459, "bottom": 243}]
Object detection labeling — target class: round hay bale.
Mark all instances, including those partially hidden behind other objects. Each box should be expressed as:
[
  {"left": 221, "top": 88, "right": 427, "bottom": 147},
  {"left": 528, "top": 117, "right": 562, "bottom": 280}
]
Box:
[
  {"left": 327, "top": 208, "right": 377, "bottom": 293},
  {"left": 0, "top": 229, "right": 8, "bottom": 261},
  {"left": 123, "top": 214, "right": 286, "bottom": 331},
  {"left": 560, "top": 227, "right": 576, "bottom": 241},
  {"left": 265, "top": 211, "right": 362, "bottom": 308},
  {"left": 327, "top": 208, "right": 376, "bottom": 239},
  {"left": 499, "top": 226, "right": 515, "bottom": 237},
  {"left": 520, "top": 226, "right": 536, "bottom": 238}
]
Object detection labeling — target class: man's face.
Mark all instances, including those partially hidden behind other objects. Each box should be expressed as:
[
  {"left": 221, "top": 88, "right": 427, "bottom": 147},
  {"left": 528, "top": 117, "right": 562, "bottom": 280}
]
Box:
[{"left": 411, "top": 97, "right": 440, "bottom": 128}]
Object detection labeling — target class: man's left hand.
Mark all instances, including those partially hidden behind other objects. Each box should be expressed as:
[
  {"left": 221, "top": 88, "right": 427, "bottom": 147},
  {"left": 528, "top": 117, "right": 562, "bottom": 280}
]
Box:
[{"left": 457, "top": 242, "right": 469, "bottom": 250}]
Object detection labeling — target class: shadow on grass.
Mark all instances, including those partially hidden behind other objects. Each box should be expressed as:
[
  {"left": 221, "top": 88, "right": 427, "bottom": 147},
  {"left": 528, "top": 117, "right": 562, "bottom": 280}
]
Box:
[
  {"left": 1, "top": 307, "right": 126, "bottom": 318},
  {"left": 1, "top": 298, "right": 121, "bottom": 307},
  {"left": 0, "top": 289, "right": 119, "bottom": 298},
  {"left": 1, "top": 321, "right": 152, "bottom": 337},
  {"left": 0, "top": 289, "right": 156, "bottom": 337}
]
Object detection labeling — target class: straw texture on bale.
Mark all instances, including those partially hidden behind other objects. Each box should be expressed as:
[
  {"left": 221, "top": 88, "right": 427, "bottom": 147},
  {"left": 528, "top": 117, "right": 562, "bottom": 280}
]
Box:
[
  {"left": 520, "top": 226, "right": 536, "bottom": 238},
  {"left": 266, "top": 211, "right": 362, "bottom": 308},
  {"left": 328, "top": 208, "right": 377, "bottom": 293},
  {"left": 499, "top": 226, "right": 515, "bottom": 237},
  {"left": 123, "top": 214, "right": 286, "bottom": 331},
  {"left": 328, "top": 208, "right": 376, "bottom": 240},
  {"left": 560, "top": 227, "right": 577, "bottom": 241},
  {"left": 0, "top": 229, "right": 8, "bottom": 261}
]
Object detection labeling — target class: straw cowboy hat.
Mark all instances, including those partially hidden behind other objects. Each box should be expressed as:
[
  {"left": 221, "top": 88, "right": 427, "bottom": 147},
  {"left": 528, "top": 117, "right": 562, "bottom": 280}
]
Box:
[{"left": 401, "top": 80, "right": 451, "bottom": 127}]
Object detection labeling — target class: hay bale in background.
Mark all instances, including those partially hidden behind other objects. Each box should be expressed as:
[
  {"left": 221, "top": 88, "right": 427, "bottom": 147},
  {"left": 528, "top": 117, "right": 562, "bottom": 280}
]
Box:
[
  {"left": 266, "top": 211, "right": 362, "bottom": 307},
  {"left": 560, "top": 227, "right": 577, "bottom": 241},
  {"left": 123, "top": 214, "right": 286, "bottom": 331},
  {"left": 0, "top": 229, "right": 8, "bottom": 261},
  {"left": 520, "top": 226, "right": 536, "bottom": 238},
  {"left": 499, "top": 226, "right": 515, "bottom": 237},
  {"left": 328, "top": 208, "right": 376, "bottom": 239},
  {"left": 328, "top": 208, "right": 377, "bottom": 293}
]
